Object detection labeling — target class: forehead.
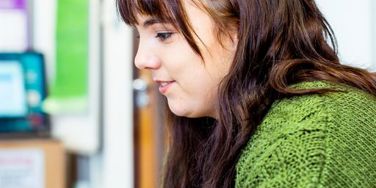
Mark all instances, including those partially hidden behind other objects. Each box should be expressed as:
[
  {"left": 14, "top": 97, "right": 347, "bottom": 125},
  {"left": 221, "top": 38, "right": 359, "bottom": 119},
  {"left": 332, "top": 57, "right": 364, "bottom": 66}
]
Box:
[
  {"left": 133, "top": 14, "right": 172, "bottom": 32},
  {"left": 118, "top": 0, "right": 180, "bottom": 26},
  {"left": 133, "top": 2, "right": 208, "bottom": 31}
]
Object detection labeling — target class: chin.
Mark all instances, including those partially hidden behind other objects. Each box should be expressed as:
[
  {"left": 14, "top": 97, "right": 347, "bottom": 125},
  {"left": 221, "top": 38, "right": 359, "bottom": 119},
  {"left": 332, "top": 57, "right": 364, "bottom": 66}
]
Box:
[
  {"left": 169, "top": 105, "right": 210, "bottom": 118},
  {"left": 167, "top": 99, "right": 212, "bottom": 118},
  {"left": 168, "top": 103, "right": 195, "bottom": 118},
  {"left": 170, "top": 107, "right": 193, "bottom": 118}
]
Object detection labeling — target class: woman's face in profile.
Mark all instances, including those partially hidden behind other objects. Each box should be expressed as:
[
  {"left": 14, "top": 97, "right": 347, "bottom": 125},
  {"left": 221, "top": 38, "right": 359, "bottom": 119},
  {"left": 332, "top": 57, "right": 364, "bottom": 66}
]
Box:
[{"left": 134, "top": 0, "right": 238, "bottom": 119}]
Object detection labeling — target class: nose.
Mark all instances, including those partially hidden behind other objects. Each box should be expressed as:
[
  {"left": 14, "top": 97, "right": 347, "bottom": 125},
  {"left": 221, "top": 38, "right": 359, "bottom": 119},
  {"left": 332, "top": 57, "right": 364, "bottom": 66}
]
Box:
[{"left": 134, "top": 43, "right": 161, "bottom": 70}]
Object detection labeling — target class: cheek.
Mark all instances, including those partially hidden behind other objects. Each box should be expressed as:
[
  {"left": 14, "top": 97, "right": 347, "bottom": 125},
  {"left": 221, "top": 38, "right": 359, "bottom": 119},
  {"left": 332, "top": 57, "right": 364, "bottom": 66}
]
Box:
[
  {"left": 173, "top": 76, "right": 218, "bottom": 117},
  {"left": 162, "top": 68, "right": 218, "bottom": 117},
  {"left": 164, "top": 51, "right": 204, "bottom": 85},
  {"left": 160, "top": 38, "right": 227, "bottom": 117}
]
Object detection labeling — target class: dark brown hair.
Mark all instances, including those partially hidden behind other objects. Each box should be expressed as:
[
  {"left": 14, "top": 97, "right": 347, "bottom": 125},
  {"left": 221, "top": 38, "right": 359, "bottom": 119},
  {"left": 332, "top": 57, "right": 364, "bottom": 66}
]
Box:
[{"left": 117, "top": 0, "right": 376, "bottom": 187}]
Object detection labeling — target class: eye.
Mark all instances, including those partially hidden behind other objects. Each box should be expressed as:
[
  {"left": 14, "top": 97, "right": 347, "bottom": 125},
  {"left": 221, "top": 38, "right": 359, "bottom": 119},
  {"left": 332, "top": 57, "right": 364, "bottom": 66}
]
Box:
[{"left": 155, "top": 32, "right": 173, "bottom": 41}]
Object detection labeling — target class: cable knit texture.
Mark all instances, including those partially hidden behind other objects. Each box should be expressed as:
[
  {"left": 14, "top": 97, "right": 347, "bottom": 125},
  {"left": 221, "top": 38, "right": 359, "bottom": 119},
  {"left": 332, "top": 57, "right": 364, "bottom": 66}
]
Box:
[{"left": 235, "top": 81, "right": 376, "bottom": 187}]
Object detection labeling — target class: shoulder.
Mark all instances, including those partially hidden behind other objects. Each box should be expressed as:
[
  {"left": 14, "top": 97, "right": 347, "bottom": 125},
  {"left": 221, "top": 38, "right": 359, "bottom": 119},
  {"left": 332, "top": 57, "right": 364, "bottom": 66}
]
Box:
[
  {"left": 253, "top": 81, "right": 376, "bottom": 140},
  {"left": 270, "top": 81, "right": 376, "bottom": 129},
  {"left": 235, "top": 81, "right": 376, "bottom": 187}
]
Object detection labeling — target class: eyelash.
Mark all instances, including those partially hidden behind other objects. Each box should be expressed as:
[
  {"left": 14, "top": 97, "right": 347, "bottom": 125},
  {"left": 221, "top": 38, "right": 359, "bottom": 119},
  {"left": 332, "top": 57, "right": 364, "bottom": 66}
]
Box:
[{"left": 155, "top": 32, "right": 173, "bottom": 41}]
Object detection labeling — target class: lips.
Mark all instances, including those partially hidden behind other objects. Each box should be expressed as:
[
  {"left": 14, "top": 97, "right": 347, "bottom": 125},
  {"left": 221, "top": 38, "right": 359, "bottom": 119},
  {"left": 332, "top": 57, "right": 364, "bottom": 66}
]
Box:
[{"left": 156, "top": 80, "right": 175, "bottom": 94}]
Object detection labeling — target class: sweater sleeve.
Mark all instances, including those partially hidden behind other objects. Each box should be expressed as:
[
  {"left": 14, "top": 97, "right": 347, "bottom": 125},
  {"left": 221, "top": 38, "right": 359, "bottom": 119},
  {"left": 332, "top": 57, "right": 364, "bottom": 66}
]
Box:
[
  {"left": 235, "top": 83, "right": 376, "bottom": 188},
  {"left": 235, "top": 124, "right": 328, "bottom": 187},
  {"left": 235, "top": 92, "right": 330, "bottom": 188}
]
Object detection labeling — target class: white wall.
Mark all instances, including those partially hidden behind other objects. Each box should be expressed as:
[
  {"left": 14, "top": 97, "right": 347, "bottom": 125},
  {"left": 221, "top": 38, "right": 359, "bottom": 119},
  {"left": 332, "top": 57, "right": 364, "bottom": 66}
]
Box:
[
  {"left": 99, "top": 0, "right": 134, "bottom": 187},
  {"left": 32, "top": 0, "right": 56, "bottom": 83},
  {"left": 316, "top": 0, "right": 376, "bottom": 71}
]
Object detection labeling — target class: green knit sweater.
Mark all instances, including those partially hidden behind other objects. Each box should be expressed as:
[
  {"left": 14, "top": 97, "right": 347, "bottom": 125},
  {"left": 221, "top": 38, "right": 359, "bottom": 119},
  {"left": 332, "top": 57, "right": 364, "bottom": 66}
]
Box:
[{"left": 235, "top": 81, "right": 376, "bottom": 187}]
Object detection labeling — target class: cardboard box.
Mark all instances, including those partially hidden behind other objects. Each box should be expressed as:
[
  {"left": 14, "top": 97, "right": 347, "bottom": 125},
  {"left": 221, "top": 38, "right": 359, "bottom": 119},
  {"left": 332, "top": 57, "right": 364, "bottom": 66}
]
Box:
[{"left": 0, "top": 139, "right": 66, "bottom": 188}]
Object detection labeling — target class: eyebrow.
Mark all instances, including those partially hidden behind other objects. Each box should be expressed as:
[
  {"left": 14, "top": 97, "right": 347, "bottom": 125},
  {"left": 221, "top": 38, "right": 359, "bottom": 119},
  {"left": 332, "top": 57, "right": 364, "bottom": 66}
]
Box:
[{"left": 142, "top": 18, "right": 169, "bottom": 28}]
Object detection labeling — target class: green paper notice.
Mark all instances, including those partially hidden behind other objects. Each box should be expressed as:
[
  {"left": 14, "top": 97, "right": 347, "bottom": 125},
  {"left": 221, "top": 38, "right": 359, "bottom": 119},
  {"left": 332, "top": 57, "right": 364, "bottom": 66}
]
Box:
[{"left": 46, "top": 0, "right": 89, "bottom": 113}]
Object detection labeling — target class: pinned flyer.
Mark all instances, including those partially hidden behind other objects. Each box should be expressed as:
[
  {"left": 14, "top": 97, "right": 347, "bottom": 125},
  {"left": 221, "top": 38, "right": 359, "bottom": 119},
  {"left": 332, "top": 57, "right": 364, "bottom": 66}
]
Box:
[{"left": 0, "top": 149, "right": 45, "bottom": 188}]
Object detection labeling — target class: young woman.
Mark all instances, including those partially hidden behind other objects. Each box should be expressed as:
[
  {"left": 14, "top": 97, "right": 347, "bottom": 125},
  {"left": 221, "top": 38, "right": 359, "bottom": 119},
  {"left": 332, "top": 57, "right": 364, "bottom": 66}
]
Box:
[{"left": 117, "top": 0, "right": 376, "bottom": 187}]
